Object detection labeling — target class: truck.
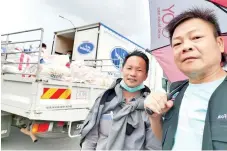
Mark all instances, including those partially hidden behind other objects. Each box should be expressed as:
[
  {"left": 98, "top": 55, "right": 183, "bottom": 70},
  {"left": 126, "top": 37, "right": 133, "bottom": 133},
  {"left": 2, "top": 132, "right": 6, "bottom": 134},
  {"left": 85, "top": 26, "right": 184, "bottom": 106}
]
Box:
[
  {"left": 1, "top": 23, "right": 165, "bottom": 141},
  {"left": 51, "top": 22, "right": 153, "bottom": 85},
  {"left": 51, "top": 22, "right": 166, "bottom": 91}
]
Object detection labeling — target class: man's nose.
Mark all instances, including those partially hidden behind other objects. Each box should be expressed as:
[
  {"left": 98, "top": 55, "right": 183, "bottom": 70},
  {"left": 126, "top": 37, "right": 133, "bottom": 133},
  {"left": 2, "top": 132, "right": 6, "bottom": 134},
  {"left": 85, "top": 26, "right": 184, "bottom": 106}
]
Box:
[
  {"left": 129, "top": 70, "right": 136, "bottom": 76},
  {"left": 182, "top": 41, "right": 193, "bottom": 53}
]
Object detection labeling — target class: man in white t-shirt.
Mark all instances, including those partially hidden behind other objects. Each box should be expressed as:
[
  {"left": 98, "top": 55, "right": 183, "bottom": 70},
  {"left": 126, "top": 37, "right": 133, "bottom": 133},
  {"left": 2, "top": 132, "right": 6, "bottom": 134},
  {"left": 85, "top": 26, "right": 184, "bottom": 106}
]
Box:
[{"left": 144, "top": 8, "right": 227, "bottom": 150}]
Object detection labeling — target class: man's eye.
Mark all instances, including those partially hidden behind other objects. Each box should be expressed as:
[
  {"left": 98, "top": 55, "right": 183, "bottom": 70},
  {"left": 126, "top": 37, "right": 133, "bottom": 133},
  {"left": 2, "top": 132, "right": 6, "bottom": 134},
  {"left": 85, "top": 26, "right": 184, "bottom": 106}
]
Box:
[
  {"left": 127, "top": 68, "right": 132, "bottom": 70},
  {"left": 193, "top": 36, "right": 202, "bottom": 40},
  {"left": 173, "top": 43, "right": 181, "bottom": 47}
]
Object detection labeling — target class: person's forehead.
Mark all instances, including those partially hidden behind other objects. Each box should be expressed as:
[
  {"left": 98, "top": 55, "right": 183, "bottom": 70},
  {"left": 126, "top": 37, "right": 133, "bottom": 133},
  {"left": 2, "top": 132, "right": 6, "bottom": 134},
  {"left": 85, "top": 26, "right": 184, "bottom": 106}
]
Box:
[
  {"left": 125, "top": 56, "right": 146, "bottom": 67},
  {"left": 172, "top": 18, "right": 213, "bottom": 39}
]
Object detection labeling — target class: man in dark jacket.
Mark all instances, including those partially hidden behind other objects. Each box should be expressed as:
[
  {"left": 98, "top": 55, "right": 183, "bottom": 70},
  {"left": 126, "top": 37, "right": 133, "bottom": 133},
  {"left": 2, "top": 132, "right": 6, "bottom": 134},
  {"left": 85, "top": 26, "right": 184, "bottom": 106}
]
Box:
[
  {"left": 80, "top": 51, "right": 161, "bottom": 150},
  {"left": 144, "top": 8, "right": 227, "bottom": 150}
]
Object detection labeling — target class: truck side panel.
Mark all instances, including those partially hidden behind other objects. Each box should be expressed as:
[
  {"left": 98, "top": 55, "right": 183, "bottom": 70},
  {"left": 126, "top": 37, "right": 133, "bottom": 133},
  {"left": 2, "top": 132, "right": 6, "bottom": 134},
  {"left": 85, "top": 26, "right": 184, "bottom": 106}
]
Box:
[
  {"left": 97, "top": 24, "right": 152, "bottom": 87},
  {"left": 72, "top": 27, "right": 99, "bottom": 61},
  {"left": 1, "top": 75, "right": 106, "bottom": 121},
  {"left": 1, "top": 77, "right": 35, "bottom": 111}
]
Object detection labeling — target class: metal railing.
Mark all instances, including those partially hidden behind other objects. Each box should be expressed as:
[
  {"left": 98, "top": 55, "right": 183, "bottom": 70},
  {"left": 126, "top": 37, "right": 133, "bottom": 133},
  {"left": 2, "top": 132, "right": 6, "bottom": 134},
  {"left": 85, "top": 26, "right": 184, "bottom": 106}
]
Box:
[
  {"left": 83, "top": 58, "right": 123, "bottom": 78},
  {"left": 1, "top": 28, "right": 44, "bottom": 79},
  {"left": 1, "top": 28, "right": 124, "bottom": 80}
]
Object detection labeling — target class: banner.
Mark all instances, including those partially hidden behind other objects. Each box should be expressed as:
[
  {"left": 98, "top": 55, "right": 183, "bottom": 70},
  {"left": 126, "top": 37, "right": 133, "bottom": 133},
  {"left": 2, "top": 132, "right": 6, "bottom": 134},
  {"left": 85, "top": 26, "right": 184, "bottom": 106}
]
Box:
[{"left": 148, "top": 0, "right": 227, "bottom": 82}]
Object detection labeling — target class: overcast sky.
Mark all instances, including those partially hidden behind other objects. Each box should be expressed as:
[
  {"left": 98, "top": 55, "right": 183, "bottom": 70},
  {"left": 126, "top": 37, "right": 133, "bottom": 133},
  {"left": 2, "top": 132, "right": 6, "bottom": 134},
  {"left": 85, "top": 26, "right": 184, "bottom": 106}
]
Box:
[{"left": 1, "top": 0, "right": 151, "bottom": 50}]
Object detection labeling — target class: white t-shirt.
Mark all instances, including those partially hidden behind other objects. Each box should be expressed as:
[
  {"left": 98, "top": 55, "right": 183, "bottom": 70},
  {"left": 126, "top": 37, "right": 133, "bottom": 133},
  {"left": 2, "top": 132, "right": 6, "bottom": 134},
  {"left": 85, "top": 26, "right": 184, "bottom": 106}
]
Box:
[{"left": 172, "top": 76, "right": 225, "bottom": 150}]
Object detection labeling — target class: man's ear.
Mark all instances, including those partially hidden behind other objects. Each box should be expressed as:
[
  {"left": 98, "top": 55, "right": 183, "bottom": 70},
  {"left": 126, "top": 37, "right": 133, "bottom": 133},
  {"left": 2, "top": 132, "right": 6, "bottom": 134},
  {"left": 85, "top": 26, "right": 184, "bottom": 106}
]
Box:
[{"left": 217, "top": 36, "right": 225, "bottom": 53}]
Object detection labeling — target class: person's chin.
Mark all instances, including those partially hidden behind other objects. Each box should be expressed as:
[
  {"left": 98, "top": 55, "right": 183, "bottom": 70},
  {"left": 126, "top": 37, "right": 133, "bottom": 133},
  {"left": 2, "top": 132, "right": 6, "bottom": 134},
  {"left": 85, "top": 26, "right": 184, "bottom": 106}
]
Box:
[
  {"left": 126, "top": 83, "right": 136, "bottom": 88},
  {"left": 180, "top": 64, "right": 201, "bottom": 71},
  {"left": 182, "top": 68, "right": 203, "bottom": 77}
]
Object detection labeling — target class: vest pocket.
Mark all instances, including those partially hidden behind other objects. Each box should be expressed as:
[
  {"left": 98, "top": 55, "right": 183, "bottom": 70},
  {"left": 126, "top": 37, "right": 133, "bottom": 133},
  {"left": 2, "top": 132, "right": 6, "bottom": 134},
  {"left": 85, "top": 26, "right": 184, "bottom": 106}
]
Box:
[
  {"left": 99, "top": 113, "right": 113, "bottom": 136},
  {"left": 211, "top": 122, "right": 227, "bottom": 150}
]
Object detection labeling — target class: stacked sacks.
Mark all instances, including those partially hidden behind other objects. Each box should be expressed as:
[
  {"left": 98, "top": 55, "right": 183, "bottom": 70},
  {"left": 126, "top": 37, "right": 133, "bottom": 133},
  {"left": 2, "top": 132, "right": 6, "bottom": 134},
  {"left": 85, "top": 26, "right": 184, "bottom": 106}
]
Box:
[
  {"left": 2, "top": 47, "right": 31, "bottom": 75},
  {"left": 70, "top": 60, "right": 114, "bottom": 87},
  {"left": 2, "top": 47, "right": 115, "bottom": 87},
  {"left": 28, "top": 55, "right": 71, "bottom": 81}
]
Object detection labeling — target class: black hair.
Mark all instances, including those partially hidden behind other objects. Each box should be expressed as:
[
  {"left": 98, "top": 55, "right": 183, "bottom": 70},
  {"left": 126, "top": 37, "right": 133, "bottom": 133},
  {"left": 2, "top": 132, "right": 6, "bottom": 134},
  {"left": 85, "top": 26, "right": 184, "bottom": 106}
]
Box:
[
  {"left": 122, "top": 50, "right": 149, "bottom": 73},
  {"left": 166, "top": 7, "right": 226, "bottom": 65},
  {"left": 42, "top": 43, "right": 47, "bottom": 49},
  {"left": 166, "top": 7, "right": 221, "bottom": 42}
]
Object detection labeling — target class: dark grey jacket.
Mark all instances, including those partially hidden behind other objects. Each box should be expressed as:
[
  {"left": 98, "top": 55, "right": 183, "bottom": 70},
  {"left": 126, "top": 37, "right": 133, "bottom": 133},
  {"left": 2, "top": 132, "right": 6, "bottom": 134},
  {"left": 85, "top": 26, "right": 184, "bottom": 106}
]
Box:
[
  {"left": 162, "top": 76, "right": 227, "bottom": 150},
  {"left": 80, "top": 78, "right": 161, "bottom": 150}
]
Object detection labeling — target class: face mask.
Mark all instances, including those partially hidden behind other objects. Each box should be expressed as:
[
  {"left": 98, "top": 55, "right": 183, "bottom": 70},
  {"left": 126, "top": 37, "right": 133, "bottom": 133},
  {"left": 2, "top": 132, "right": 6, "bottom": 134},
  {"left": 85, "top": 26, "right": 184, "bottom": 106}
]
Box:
[{"left": 120, "top": 80, "right": 145, "bottom": 93}]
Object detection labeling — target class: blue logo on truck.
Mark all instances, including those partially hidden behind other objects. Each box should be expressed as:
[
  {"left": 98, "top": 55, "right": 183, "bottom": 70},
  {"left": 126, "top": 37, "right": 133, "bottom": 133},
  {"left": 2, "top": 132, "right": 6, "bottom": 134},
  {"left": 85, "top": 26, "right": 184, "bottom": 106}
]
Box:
[
  {"left": 77, "top": 42, "right": 94, "bottom": 54},
  {"left": 110, "top": 47, "right": 128, "bottom": 69}
]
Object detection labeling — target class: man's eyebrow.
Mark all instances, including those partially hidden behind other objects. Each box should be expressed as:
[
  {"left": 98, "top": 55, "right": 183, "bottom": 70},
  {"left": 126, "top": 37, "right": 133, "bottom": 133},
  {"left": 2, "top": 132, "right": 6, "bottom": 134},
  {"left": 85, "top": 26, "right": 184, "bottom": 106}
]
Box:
[
  {"left": 172, "top": 29, "right": 199, "bottom": 40},
  {"left": 172, "top": 36, "right": 181, "bottom": 41},
  {"left": 126, "top": 65, "right": 144, "bottom": 69}
]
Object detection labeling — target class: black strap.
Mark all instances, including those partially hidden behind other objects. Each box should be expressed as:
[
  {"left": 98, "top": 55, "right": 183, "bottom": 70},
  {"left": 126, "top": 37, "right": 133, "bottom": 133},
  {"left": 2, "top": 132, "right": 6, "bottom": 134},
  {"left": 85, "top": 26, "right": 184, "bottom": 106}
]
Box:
[{"left": 167, "top": 80, "right": 188, "bottom": 100}]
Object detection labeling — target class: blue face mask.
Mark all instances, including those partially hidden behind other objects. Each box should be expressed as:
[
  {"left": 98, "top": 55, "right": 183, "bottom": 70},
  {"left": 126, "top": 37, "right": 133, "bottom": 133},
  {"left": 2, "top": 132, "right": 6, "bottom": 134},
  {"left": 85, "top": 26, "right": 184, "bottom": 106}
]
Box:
[{"left": 120, "top": 80, "right": 145, "bottom": 93}]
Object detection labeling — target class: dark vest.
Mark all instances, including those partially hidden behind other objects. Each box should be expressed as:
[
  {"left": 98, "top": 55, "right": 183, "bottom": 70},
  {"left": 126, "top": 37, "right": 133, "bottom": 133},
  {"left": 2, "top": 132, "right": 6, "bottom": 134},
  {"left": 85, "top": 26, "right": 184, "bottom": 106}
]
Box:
[{"left": 162, "top": 77, "right": 227, "bottom": 150}]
